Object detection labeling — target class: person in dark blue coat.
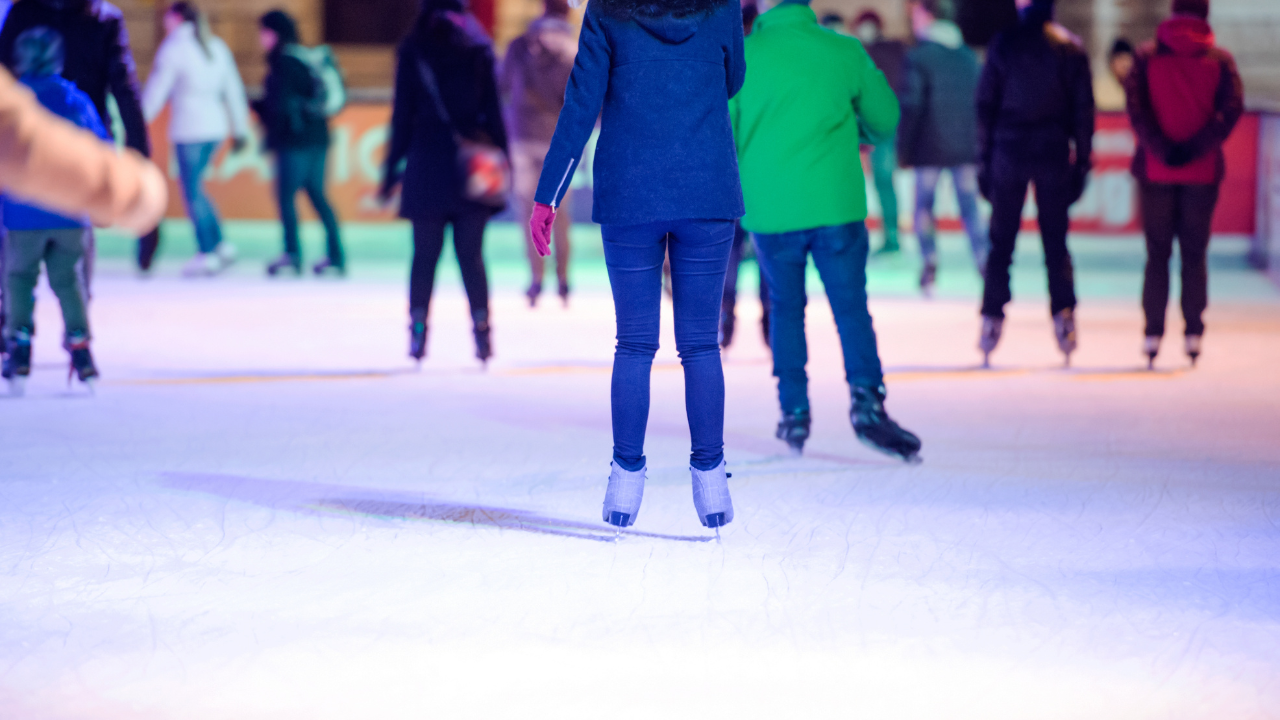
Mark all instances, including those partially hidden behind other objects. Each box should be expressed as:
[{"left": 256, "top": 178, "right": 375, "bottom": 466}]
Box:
[
  {"left": 528, "top": 0, "right": 745, "bottom": 531},
  {"left": 380, "top": 0, "right": 507, "bottom": 364}
]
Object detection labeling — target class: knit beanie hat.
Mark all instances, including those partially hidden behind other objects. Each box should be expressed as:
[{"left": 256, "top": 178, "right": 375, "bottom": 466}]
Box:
[
  {"left": 13, "top": 27, "right": 64, "bottom": 77},
  {"left": 259, "top": 9, "right": 300, "bottom": 44},
  {"left": 1171, "top": 0, "right": 1208, "bottom": 19}
]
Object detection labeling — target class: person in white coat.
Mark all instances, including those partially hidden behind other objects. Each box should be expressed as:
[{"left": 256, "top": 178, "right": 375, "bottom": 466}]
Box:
[{"left": 143, "top": 1, "right": 250, "bottom": 277}]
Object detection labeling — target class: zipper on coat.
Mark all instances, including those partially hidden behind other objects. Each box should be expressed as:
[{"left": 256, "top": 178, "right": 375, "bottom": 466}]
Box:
[{"left": 551, "top": 159, "right": 575, "bottom": 210}]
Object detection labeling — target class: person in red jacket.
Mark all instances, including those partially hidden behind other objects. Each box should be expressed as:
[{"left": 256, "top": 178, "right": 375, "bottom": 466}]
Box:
[{"left": 1124, "top": 0, "right": 1242, "bottom": 369}]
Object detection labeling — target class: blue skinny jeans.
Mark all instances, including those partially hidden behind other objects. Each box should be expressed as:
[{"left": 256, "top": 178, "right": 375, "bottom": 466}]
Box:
[
  {"left": 175, "top": 141, "right": 224, "bottom": 254},
  {"left": 752, "top": 221, "right": 884, "bottom": 415},
  {"left": 602, "top": 219, "right": 735, "bottom": 472},
  {"left": 914, "top": 164, "right": 988, "bottom": 264}
]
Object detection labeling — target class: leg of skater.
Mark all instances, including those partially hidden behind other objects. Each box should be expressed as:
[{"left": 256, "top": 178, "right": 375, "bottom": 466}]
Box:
[
  {"left": 1033, "top": 162, "right": 1079, "bottom": 364},
  {"left": 511, "top": 140, "right": 546, "bottom": 305},
  {"left": 3, "top": 230, "right": 46, "bottom": 386},
  {"left": 720, "top": 222, "right": 746, "bottom": 349},
  {"left": 668, "top": 219, "right": 735, "bottom": 528},
  {"left": 44, "top": 228, "right": 95, "bottom": 381},
  {"left": 1139, "top": 182, "right": 1176, "bottom": 364},
  {"left": 952, "top": 164, "right": 989, "bottom": 275},
  {"left": 810, "top": 222, "right": 920, "bottom": 462},
  {"left": 752, "top": 229, "right": 813, "bottom": 455},
  {"left": 408, "top": 217, "right": 448, "bottom": 361},
  {"left": 270, "top": 149, "right": 303, "bottom": 275},
  {"left": 870, "top": 140, "right": 900, "bottom": 254},
  {"left": 1176, "top": 183, "right": 1218, "bottom": 364},
  {"left": 301, "top": 147, "right": 344, "bottom": 274},
  {"left": 176, "top": 141, "right": 225, "bottom": 276},
  {"left": 979, "top": 153, "right": 1031, "bottom": 363},
  {"left": 600, "top": 222, "right": 667, "bottom": 526},
  {"left": 451, "top": 209, "right": 493, "bottom": 363},
  {"left": 553, "top": 193, "right": 572, "bottom": 303},
  {"left": 914, "top": 167, "right": 940, "bottom": 294}
]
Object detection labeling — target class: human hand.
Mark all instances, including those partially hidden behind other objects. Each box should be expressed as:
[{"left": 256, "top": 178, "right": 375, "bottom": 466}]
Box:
[
  {"left": 530, "top": 202, "right": 555, "bottom": 257},
  {"left": 1164, "top": 143, "right": 1194, "bottom": 168}
]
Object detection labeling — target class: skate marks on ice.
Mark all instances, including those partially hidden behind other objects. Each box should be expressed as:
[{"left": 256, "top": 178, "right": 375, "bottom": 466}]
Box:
[
  {"left": 160, "top": 472, "right": 714, "bottom": 543},
  {"left": 882, "top": 364, "right": 1190, "bottom": 382},
  {"left": 116, "top": 368, "right": 424, "bottom": 386}
]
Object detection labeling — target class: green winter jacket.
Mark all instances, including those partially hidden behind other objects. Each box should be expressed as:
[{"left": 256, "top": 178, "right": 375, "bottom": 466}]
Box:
[{"left": 729, "top": 3, "right": 899, "bottom": 234}]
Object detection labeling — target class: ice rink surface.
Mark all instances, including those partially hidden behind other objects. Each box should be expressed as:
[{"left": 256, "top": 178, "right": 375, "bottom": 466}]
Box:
[{"left": 2, "top": 224, "right": 1279, "bottom": 718}]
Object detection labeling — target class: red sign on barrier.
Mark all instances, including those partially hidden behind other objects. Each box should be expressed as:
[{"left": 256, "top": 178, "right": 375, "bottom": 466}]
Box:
[{"left": 153, "top": 107, "right": 1259, "bottom": 235}]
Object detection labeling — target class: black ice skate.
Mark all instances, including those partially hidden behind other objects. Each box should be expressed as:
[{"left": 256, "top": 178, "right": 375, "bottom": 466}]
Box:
[
  {"left": 472, "top": 308, "right": 492, "bottom": 366},
  {"left": 266, "top": 254, "right": 301, "bottom": 277},
  {"left": 776, "top": 409, "right": 811, "bottom": 456},
  {"left": 525, "top": 282, "right": 541, "bottom": 308},
  {"left": 979, "top": 315, "right": 1003, "bottom": 368},
  {"left": 1053, "top": 308, "right": 1077, "bottom": 367},
  {"left": 557, "top": 280, "right": 571, "bottom": 308},
  {"left": 409, "top": 320, "right": 428, "bottom": 363},
  {"left": 1144, "top": 336, "right": 1161, "bottom": 370},
  {"left": 719, "top": 311, "right": 735, "bottom": 350},
  {"left": 3, "top": 330, "right": 31, "bottom": 396},
  {"left": 312, "top": 258, "right": 345, "bottom": 277},
  {"left": 66, "top": 333, "right": 98, "bottom": 390},
  {"left": 919, "top": 257, "right": 937, "bottom": 298},
  {"left": 851, "top": 386, "right": 922, "bottom": 464},
  {"left": 1185, "top": 334, "right": 1202, "bottom": 367}
]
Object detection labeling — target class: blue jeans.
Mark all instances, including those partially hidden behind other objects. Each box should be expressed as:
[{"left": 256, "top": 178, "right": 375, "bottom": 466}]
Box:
[
  {"left": 175, "top": 141, "right": 223, "bottom": 254},
  {"left": 753, "top": 222, "right": 884, "bottom": 414},
  {"left": 602, "top": 219, "right": 735, "bottom": 472},
  {"left": 914, "top": 165, "right": 988, "bottom": 264}
]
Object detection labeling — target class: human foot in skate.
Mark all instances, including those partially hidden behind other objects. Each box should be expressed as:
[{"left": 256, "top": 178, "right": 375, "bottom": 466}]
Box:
[
  {"left": 1053, "top": 308, "right": 1077, "bottom": 367},
  {"left": 691, "top": 461, "right": 733, "bottom": 529},
  {"left": 603, "top": 461, "right": 646, "bottom": 528},
  {"left": 266, "top": 254, "right": 301, "bottom": 277},
  {"left": 776, "top": 409, "right": 810, "bottom": 457},
  {"left": 919, "top": 258, "right": 937, "bottom": 298},
  {"left": 3, "top": 330, "right": 31, "bottom": 396},
  {"left": 472, "top": 309, "right": 492, "bottom": 366},
  {"left": 1144, "top": 335, "right": 1161, "bottom": 370},
  {"left": 312, "top": 258, "right": 345, "bottom": 277},
  {"left": 409, "top": 312, "right": 428, "bottom": 364},
  {"left": 1185, "top": 334, "right": 1202, "bottom": 367},
  {"left": 851, "top": 386, "right": 922, "bottom": 464},
  {"left": 979, "top": 315, "right": 1003, "bottom": 368},
  {"left": 557, "top": 279, "right": 571, "bottom": 308},
  {"left": 525, "top": 282, "right": 541, "bottom": 308},
  {"left": 65, "top": 332, "right": 98, "bottom": 391}
]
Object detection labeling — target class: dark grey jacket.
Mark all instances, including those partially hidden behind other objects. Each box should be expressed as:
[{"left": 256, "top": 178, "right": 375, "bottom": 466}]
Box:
[{"left": 897, "top": 21, "right": 980, "bottom": 167}]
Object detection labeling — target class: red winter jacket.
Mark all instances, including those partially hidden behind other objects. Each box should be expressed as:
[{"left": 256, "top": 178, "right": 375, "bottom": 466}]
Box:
[{"left": 1125, "top": 15, "right": 1243, "bottom": 185}]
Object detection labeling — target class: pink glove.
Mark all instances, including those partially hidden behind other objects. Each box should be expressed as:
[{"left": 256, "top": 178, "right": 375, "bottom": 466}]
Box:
[{"left": 529, "top": 202, "right": 556, "bottom": 257}]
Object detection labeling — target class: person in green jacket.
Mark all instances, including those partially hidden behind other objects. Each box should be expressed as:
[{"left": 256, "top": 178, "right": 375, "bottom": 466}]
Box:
[{"left": 730, "top": 0, "right": 921, "bottom": 462}]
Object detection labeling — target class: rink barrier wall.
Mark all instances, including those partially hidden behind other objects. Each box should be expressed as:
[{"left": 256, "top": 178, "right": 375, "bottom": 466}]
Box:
[
  {"left": 1252, "top": 113, "right": 1280, "bottom": 271},
  {"left": 149, "top": 107, "right": 1262, "bottom": 237}
]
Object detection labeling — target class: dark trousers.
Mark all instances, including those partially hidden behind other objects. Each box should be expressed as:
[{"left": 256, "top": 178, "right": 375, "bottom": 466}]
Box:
[
  {"left": 602, "top": 219, "right": 735, "bottom": 472},
  {"left": 136, "top": 228, "right": 161, "bottom": 271},
  {"left": 1141, "top": 182, "right": 1219, "bottom": 337},
  {"left": 981, "top": 154, "right": 1077, "bottom": 318},
  {"left": 753, "top": 222, "right": 884, "bottom": 414},
  {"left": 276, "top": 146, "right": 343, "bottom": 264},
  {"left": 721, "top": 221, "right": 770, "bottom": 335},
  {"left": 409, "top": 210, "right": 490, "bottom": 317}
]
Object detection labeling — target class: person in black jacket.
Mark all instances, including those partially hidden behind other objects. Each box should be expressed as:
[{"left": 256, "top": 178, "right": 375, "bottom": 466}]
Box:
[
  {"left": 975, "top": 0, "right": 1093, "bottom": 367},
  {"left": 253, "top": 10, "right": 344, "bottom": 277},
  {"left": 0, "top": 0, "right": 161, "bottom": 272},
  {"left": 898, "top": 0, "right": 986, "bottom": 294},
  {"left": 379, "top": 0, "right": 507, "bottom": 364}
]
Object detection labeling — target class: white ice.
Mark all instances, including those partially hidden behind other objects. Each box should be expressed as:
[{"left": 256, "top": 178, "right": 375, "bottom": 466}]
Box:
[{"left": 1, "top": 227, "right": 1278, "bottom": 719}]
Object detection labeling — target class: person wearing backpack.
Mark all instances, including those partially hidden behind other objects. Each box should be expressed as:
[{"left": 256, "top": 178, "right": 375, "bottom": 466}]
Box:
[
  {"left": 253, "top": 9, "right": 345, "bottom": 277},
  {"left": 379, "top": 0, "right": 508, "bottom": 365},
  {"left": 144, "top": 2, "right": 251, "bottom": 278},
  {"left": 1124, "top": 0, "right": 1242, "bottom": 369}
]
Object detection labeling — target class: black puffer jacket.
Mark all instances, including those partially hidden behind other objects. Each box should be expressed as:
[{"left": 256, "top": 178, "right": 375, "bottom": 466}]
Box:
[
  {"left": 252, "top": 46, "right": 330, "bottom": 151},
  {"left": 975, "top": 0, "right": 1093, "bottom": 169},
  {"left": 381, "top": 0, "right": 508, "bottom": 218},
  {"left": 897, "top": 20, "right": 980, "bottom": 167},
  {"left": 0, "top": 0, "right": 149, "bottom": 156}
]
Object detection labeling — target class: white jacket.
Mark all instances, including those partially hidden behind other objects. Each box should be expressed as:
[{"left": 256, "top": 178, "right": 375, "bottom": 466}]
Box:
[{"left": 143, "top": 23, "right": 250, "bottom": 145}]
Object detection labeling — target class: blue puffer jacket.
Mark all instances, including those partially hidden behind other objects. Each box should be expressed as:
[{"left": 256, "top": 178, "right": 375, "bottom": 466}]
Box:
[
  {"left": 534, "top": 0, "right": 746, "bottom": 225},
  {"left": 2, "top": 75, "right": 110, "bottom": 231}
]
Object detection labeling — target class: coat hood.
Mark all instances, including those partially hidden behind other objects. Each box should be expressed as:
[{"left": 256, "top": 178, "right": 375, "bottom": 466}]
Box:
[
  {"left": 635, "top": 13, "right": 700, "bottom": 43},
  {"left": 1157, "top": 15, "right": 1214, "bottom": 56}
]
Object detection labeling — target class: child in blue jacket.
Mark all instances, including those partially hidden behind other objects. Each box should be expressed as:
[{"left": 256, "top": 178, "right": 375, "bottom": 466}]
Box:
[
  {"left": 1, "top": 27, "right": 110, "bottom": 393},
  {"left": 528, "top": 0, "right": 746, "bottom": 530}
]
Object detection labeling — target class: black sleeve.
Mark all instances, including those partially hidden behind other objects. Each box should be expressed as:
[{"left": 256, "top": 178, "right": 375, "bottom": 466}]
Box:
[
  {"left": 975, "top": 43, "right": 1003, "bottom": 167},
  {"left": 1124, "top": 50, "right": 1174, "bottom": 161},
  {"left": 476, "top": 46, "right": 508, "bottom": 155},
  {"left": 896, "top": 52, "right": 925, "bottom": 166},
  {"left": 0, "top": 9, "right": 21, "bottom": 70},
  {"left": 1068, "top": 50, "right": 1094, "bottom": 170},
  {"left": 383, "top": 48, "right": 417, "bottom": 191},
  {"left": 106, "top": 16, "right": 151, "bottom": 156}
]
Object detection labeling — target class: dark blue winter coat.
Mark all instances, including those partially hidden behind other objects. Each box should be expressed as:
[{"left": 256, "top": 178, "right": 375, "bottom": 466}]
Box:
[{"left": 533, "top": 0, "right": 746, "bottom": 225}]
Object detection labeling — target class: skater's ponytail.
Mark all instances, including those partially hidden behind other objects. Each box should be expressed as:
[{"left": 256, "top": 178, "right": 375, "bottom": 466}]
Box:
[{"left": 169, "top": 2, "right": 214, "bottom": 60}]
